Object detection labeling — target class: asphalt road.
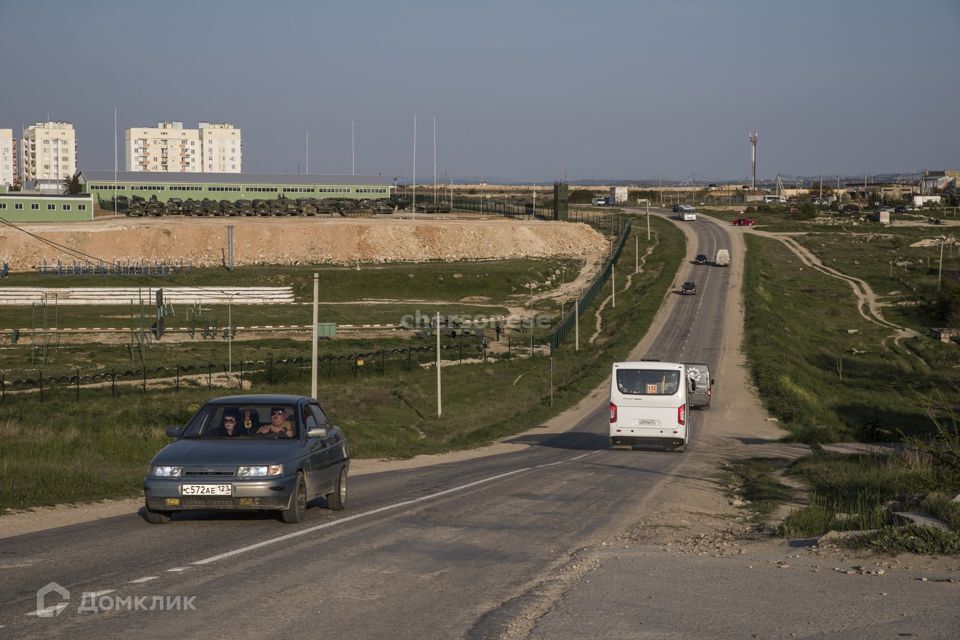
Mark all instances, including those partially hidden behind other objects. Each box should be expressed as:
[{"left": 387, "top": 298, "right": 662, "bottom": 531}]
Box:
[{"left": 0, "top": 212, "right": 729, "bottom": 639}]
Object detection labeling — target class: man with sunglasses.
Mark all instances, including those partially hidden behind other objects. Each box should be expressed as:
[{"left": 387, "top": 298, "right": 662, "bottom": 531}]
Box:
[{"left": 257, "top": 406, "right": 295, "bottom": 438}]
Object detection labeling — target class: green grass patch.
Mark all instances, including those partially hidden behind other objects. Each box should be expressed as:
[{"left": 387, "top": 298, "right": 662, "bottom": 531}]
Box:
[
  {"left": 2, "top": 258, "right": 583, "bottom": 305},
  {"left": 742, "top": 234, "right": 959, "bottom": 442},
  {"left": 774, "top": 450, "right": 960, "bottom": 552},
  {"left": 845, "top": 525, "right": 960, "bottom": 555}
]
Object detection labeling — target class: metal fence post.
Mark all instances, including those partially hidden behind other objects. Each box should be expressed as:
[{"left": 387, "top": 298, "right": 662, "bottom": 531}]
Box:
[
  {"left": 1, "top": 373, "right": 4, "bottom": 402},
  {"left": 39, "top": 371, "right": 43, "bottom": 402},
  {"left": 508, "top": 336, "right": 511, "bottom": 359},
  {"left": 208, "top": 363, "right": 213, "bottom": 389},
  {"left": 380, "top": 348, "right": 385, "bottom": 376},
  {"left": 143, "top": 366, "right": 147, "bottom": 393},
  {"left": 239, "top": 361, "right": 244, "bottom": 389},
  {"left": 407, "top": 347, "right": 411, "bottom": 371},
  {"left": 112, "top": 367, "right": 116, "bottom": 398},
  {"left": 175, "top": 364, "right": 180, "bottom": 393},
  {"left": 76, "top": 367, "right": 80, "bottom": 401},
  {"left": 459, "top": 342, "right": 463, "bottom": 364}
]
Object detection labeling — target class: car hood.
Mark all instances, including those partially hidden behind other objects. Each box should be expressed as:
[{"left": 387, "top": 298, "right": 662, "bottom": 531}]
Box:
[{"left": 150, "top": 439, "right": 303, "bottom": 467}]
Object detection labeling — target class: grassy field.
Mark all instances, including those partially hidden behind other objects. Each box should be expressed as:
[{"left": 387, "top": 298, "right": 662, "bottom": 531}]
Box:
[
  {"left": 2, "top": 258, "right": 583, "bottom": 304},
  {"left": 789, "top": 229, "right": 959, "bottom": 331},
  {"left": 741, "top": 233, "right": 960, "bottom": 553},
  {"left": 742, "top": 234, "right": 959, "bottom": 443},
  {"left": 0, "top": 216, "right": 686, "bottom": 513}
]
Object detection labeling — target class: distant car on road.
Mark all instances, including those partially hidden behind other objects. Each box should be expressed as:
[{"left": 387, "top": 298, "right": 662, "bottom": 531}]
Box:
[
  {"left": 894, "top": 205, "right": 908, "bottom": 213},
  {"left": 694, "top": 254, "right": 708, "bottom": 265},
  {"left": 143, "top": 394, "right": 350, "bottom": 524},
  {"left": 732, "top": 218, "right": 755, "bottom": 226},
  {"left": 680, "top": 281, "right": 697, "bottom": 295}
]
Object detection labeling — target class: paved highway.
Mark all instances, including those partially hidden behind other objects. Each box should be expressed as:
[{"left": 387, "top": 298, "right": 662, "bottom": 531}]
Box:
[{"left": 0, "top": 211, "right": 730, "bottom": 640}]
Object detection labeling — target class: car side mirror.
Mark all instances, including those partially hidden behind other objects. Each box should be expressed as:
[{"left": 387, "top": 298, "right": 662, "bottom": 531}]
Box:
[
  {"left": 165, "top": 426, "right": 183, "bottom": 438},
  {"left": 307, "top": 428, "right": 328, "bottom": 440}
]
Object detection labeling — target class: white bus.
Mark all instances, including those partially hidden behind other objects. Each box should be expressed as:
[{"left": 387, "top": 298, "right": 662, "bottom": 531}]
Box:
[
  {"left": 763, "top": 195, "right": 786, "bottom": 204},
  {"left": 676, "top": 204, "right": 697, "bottom": 221},
  {"left": 610, "top": 361, "right": 689, "bottom": 450}
]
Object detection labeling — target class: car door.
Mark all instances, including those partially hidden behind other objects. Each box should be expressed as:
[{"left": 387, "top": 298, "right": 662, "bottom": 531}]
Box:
[{"left": 306, "top": 403, "right": 338, "bottom": 494}]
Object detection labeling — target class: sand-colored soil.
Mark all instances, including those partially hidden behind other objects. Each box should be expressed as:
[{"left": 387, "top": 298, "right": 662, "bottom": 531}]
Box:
[{"left": 0, "top": 217, "right": 609, "bottom": 271}]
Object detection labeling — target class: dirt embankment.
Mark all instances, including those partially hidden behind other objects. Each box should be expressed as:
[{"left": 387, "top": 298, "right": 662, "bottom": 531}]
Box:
[{"left": 0, "top": 217, "right": 609, "bottom": 271}]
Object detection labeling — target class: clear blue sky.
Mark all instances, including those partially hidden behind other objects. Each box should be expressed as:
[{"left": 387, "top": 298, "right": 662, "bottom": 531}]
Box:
[{"left": 1, "top": 0, "right": 957, "bottom": 182}]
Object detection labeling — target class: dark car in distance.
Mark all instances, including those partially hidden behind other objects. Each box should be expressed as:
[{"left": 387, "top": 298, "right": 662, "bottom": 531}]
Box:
[
  {"left": 681, "top": 281, "right": 697, "bottom": 295},
  {"left": 732, "top": 218, "right": 756, "bottom": 226},
  {"left": 143, "top": 394, "right": 349, "bottom": 524},
  {"left": 695, "top": 254, "right": 708, "bottom": 265}
]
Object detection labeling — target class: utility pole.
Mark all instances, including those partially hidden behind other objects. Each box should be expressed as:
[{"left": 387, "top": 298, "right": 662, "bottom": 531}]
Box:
[
  {"left": 311, "top": 273, "right": 318, "bottom": 398},
  {"left": 227, "top": 295, "right": 233, "bottom": 378},
  {"left": 938, "top": 237, "right": 945, "bottom": 292},
  {"left": 646, "top": 201, "right": 651, "bottom": 240},
  {"left": 635, "top": 233, "right": 639, "bottom": 275},
  {"left": 436, "top": 311, "right": 442, "bottom": 417}
]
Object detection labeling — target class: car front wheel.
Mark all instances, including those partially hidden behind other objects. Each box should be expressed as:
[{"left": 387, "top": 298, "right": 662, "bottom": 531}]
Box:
[
  {"left": 280, "top": 473, "right": 307, "bottom": 524},
  {"left": 326, "top": 467, "right": 347, "bottom": 511}
]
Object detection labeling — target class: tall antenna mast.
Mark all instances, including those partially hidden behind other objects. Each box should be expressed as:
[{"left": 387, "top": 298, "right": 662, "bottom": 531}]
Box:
[
  {"left": 749, "top": 131, "right": 758, "bottom": 190},
  {"left": 412, "top": 115, "right": 417, "bottom": 219},
  {"left": 305, "top": 130, "right": 309, "bottom": 174},
  {"left": 351, "top": 120, "right": 355, "bottom": 176},
  {"left": 433, "top": 115, "right": 437, "bottom": 205}
]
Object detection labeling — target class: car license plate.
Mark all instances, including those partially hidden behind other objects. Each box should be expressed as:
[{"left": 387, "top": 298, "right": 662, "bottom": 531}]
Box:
[{"left": 181, "top": 484, "right": 232, "bottom": 496}]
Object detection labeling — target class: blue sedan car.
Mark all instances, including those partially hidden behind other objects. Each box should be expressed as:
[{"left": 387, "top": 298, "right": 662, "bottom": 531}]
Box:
[{"left": 143, "top": 394, "right": 349, "bottom": 524}]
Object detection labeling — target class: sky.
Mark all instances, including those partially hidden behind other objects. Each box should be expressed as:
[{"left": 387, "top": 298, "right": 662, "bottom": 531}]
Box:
[{"left": 0, "top": 0, "right": 957, "bottom": 182}]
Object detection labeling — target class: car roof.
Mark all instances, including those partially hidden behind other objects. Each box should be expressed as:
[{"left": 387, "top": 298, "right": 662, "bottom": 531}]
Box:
[{"left": 207, "top": 394, "right": 311, "bottom": 405}]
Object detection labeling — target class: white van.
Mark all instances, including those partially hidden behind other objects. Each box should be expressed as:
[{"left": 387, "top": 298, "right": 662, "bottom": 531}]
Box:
[{"left": 610, "top": 361, "right": 689, "bottom": 450}]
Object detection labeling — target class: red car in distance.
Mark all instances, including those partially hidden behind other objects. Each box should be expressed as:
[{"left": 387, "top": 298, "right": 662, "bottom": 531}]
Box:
[{"left": 732, "top": 218, "right": 756, "bottom": 226}]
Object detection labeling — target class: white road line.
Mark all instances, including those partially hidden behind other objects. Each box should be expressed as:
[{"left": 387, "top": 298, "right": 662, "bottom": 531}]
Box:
[
  {"left": 88, "top": 590, "right": 115, "bottom": 598},
  {"left": 129, "top": 576, "right": 158, "bottom": 583},
  {"left": 26, "top": 603, "right": 69, "bottom": 617},
  {"left": 192, "top": 452, "right": 597, "bottom": 567},
  {"left": 166, "top": 567, "right": 189, "bottom": 572},
  {"left": 568, "top": 450, "right": 603, "bottom": 461}
]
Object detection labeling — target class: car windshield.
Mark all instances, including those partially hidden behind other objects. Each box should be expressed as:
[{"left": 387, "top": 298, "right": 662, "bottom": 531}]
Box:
[
  {"left": 181, "top": 404, "right": 298, "bottom": 439},
  {"left": 616, "top": 369, "right": 680, "bottom": 396}
]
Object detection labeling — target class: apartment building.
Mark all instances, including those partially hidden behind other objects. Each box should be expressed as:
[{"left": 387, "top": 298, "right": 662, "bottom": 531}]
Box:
[
  {"left": 125, "top": 122, "right": 200, "bottom": 172},
  {"left": 0, "top": 129, "right": 16, "bottom": 188},
  {"left": 199, "top": 122, "right": 241, "bottom": 173},
  {"left": 22, "top": 121, "right": 76, "bottom": 182}
]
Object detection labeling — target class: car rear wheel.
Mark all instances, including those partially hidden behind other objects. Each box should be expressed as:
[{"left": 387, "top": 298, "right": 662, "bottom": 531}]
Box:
[
  {"left": 144, "top": 505, "right": 172, "bottom": 524},
  {"left": 280, "top": 473, "right": 307, "bottom": 524},
  {"left": 326, "top": 467, "right": 347, "bottom": 511}
]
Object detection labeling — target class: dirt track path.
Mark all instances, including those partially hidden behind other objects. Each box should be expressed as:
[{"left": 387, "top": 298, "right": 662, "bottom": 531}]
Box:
[{"left": 748, "top": 229, "right": 921, "bottom": 343}]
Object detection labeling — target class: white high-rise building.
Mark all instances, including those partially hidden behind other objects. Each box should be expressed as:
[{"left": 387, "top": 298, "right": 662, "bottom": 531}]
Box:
[
  {"left": 0, "top": 129, "right": 15, "bottom": 187},
  {"left": 123, "top": 121, "right": 241, "bottom": 173},
  {"left": 199, "top": 123, "right": 242, "bottom": 173},
  {"left": 22, "top": 121, "right": 76, "bottom": 182},
  {"left": 125, "top": 122, "right": 200, "bottom": 172}
]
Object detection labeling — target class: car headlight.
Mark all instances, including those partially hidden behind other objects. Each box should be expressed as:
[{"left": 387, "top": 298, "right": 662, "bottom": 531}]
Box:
[
  {"left": 150, "top": 465, "right": 182, "bottom": 478},
  {"left": 237, "top": 464, "right": 284, "bottom": 478}
]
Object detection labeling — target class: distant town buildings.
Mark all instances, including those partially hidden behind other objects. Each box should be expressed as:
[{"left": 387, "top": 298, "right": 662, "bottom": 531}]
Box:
[
  {"left": 124, "top": 122, "right": 241, "bottom": 173},
  {"left": 0, "top": 129, "right": 15, "bottom": 188},
  {"left": 21, "top": 121, "right": 77, "bottom": 182}
]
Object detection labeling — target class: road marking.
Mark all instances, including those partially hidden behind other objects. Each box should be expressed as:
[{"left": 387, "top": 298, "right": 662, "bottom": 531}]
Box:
[
  {"left": 88, "top": 590, "right": 115, "bottom": 598},
  {"left": 166, "top": 567, "right": 189, "bottom": 572},
  {"left": 568, "top": 450, "right": 603, "bottom": 461},
  {"left": 27, "top": 603, "right": 69, "bottom": 617},
  {"left": 192, "top": 452, "right": 596, "bottom": 567},
  {"left": 129, "top": 576, "right": 158, "bottom": 583}
]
